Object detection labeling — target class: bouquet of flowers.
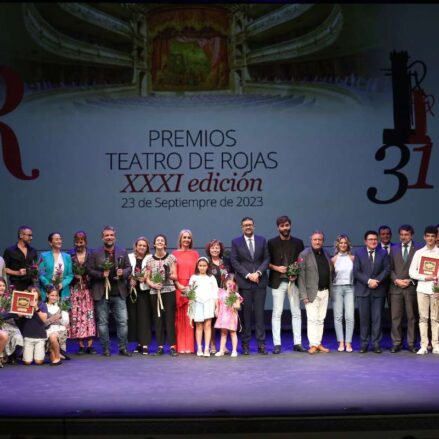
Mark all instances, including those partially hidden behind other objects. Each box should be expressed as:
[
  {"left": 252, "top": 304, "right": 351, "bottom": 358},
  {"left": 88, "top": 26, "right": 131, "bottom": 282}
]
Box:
[
  {"left": 0, "top": 294, "right": 11, "bottom": 328},
  {"left": 224, "top": 284, "right": 240, "bottom": 311},
  {"left": 287, "top": 258, "right": 303, "bottom": 291},
  {"left": 433, "top": 278, "right": 439, "bottom": 294},
  {"left": 58, "top": 297, "right": 71, "bottom": 312},
  {"left": 52, "top": 263, "right": 64, "bottom": 290},
  {"left": 73, "top": 261, "right": 87, "bottom": 290},
  {"left": 219, "top": 264, "right": 228, "bottom": 288},
  {"left": 151, "top": 267, "right": 165, "bottom": 286},
  {"left": 101, "top": 258, "right": 114, "bottom": 299},
  {"left": 129, "top": 267, "right": 147, "bottom": 303},
  {"left": 151, "top": 266, "right": 167, "bottom": 316},
  {"left": 27, "top": 262, "right": 39, "bottom": 283},
  {"left": 185, "top": 282, "right": 197, "bottom": 326}
]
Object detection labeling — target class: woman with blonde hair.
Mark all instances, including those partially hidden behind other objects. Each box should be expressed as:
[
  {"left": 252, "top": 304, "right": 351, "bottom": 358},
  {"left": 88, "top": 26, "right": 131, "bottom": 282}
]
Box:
[
  {"left": 331, "top": 234, "right": 355, "bottom": 352},
  {"left": 172, "top": 229, "right": 199, "bottom": 354}
]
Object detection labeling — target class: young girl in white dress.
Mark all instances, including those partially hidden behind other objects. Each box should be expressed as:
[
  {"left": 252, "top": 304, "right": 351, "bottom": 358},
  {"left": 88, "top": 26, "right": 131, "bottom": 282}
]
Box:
[
  {"left": 188, "top": 257, "right": 218, "bottom": 357},
  {"left": 45, "top": 286, "right": 69, "bottom": 365}
]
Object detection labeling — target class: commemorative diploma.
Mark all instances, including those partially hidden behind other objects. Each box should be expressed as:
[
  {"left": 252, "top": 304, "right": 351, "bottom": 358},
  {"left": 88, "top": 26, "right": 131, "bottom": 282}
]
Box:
[
  {"left": 419, "top": 256, "right": 439, "bottom": 277},
  {"left": 10, "top": 290, "right": 36, "bottom": 316}
]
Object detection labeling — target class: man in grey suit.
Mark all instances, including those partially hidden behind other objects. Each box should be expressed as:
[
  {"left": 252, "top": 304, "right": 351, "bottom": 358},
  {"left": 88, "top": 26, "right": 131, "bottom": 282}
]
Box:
[
  {"left": 87, "top": 226, "right": 132, "bottom": 357},
  {"left": 389, "top": 224, "right": 421, "bottom": 353},
  {"left": 298, "top": 231, "right": 333, "bottom": 354}
]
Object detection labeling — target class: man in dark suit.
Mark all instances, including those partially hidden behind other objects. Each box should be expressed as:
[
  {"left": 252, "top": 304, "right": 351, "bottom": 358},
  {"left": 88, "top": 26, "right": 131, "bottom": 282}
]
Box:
[
  {"left": 354, "top": 230, "right": 391, "bottom": 353},
  {"left": 298, "top": 231, "right": 333, "bottom": 354},
  {"left": 231, "top": 217, "right": 270, "bottom": 355},
  {"left": 389, "top": 224, "right": 421, "bottom": 353},
  {"left": 87, "top": 226, "right": 132, "bottom": 357},
  {"left": 268, "top": 215, "right": 305, "bottom": 354},
  {"left": 378, "top": 225, "right": 394, "bottom": 255}
]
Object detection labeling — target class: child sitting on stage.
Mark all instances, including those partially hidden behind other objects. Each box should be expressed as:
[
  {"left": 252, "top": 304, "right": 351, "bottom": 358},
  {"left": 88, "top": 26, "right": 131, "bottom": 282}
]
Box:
[
  {"left": 188, "top": 257, "right": 218, "bottom": 357},
  {"left": 215, "top": 274, "right": 243, "bottom": 358},
  {"left": 21, "top": 286, "right": 48, "bottom": 365},
  {"left": 0, "top": 277, "right": 24, "bottom": 366},
  {"left": 45, "top": 285, "right": 70, "bottom": 366}
]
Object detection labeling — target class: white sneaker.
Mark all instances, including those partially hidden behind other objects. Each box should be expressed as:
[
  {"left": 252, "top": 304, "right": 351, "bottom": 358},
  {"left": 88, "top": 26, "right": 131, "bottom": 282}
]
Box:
[
  {"left": 231, "top": 351, "right": 238, "bottom": 357},
  {"left": 432, "top": 346, "right": 439, "bottom": 354},
  {"left": 215, "top": 351, "right": 224, "bottom": 357},
  {"left": 417, "top": 347, "right": 428, "bottom": 355},
  {"left": 197, "top": 350, "right": 203, "bottom": 357},
  {"left": 203, "top": 350, "right": 210, "bottom": 357}
]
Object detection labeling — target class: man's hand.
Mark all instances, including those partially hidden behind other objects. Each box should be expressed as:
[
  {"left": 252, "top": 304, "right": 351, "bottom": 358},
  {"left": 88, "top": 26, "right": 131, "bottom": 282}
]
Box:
[{"left": 368, "top": 279, "right": 379, "bottom": 289}]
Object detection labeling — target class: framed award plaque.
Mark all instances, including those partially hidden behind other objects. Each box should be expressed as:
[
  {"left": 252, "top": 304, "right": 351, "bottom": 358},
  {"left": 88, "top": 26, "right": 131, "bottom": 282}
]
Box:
[{"left": 10, "top": 291, "right": 37, "bottom": 316}]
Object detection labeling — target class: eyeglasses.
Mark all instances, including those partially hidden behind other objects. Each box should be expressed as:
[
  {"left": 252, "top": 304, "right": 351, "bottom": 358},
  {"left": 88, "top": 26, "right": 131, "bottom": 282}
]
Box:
[
  {"left": 22, "top": 233, "right": 33, "bottom": 236},
  {"left": 242, "top": 223, "right": 254, "bottom": 228}
]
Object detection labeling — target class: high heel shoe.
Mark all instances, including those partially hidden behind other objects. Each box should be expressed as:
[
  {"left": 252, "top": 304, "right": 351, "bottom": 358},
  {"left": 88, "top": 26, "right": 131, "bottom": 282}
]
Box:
[{"left": 338, "top": 343, "right": 345, "bottom": 352}]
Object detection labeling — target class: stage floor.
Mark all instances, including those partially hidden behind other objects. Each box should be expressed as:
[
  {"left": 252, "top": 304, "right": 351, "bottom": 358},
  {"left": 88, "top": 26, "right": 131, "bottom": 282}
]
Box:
[{"left": 2, "top": 331, "right": 439, "bottom": 419}]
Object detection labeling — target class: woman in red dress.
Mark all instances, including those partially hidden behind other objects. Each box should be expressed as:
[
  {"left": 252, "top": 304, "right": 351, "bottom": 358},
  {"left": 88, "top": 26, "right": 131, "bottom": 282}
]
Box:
[{"left": 172, "top": 229, "right": 199, "bottom": 354}]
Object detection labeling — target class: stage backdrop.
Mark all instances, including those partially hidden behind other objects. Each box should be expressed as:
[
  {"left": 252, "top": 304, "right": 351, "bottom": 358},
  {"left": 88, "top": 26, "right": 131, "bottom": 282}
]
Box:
[{"left": 0, "top": 3, "right": 437, "bottom": 256}]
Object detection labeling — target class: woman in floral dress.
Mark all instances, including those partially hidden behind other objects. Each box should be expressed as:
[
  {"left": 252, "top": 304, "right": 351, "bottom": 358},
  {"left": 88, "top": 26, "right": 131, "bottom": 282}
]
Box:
[{"left": 68, "top": 231, "right": 96, "bottom": 354}]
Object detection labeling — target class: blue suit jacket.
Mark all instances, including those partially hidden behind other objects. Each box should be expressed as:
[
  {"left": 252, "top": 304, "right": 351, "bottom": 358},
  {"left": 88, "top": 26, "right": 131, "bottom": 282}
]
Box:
[
  {"left": 230, "top": 234, "right": 270, "bottom": 289},
  {"left": 353, "top": 247, "right": 390, "bottom": 298},
  {"left": 38, "top": 251, "right": 73, "bottom": 300}
]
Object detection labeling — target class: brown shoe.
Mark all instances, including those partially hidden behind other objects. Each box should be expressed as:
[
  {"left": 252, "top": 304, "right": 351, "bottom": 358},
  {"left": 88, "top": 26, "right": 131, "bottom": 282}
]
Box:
[
  {"left": 308, "top": 346, "right": 318, "bottom": 354},
  {"left": 317, "top": 344, "right": 330, "bottom": 353}
]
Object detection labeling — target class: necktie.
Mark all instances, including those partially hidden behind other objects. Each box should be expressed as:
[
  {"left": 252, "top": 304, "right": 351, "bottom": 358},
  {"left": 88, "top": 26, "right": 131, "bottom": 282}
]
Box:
[
  {"left": 403, "top": 244, "right": 408, "bottom": 262},
  {"left": 384, "top": 245, "right": 389, "bottom": 254},
  {"left": 248, "top": 238, "right": 255, "bottom": 259},
  {"left": 369, "top": 250, "right": 374, "bottom": 264}
]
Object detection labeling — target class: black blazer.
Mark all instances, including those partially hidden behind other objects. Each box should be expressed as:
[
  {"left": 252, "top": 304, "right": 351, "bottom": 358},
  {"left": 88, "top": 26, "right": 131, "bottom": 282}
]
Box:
[
  {"left": 268, "top": 236, "right": 304, "bottom": 289},
  {"left": 87, "top": 246, "right": 131, "bottom": 300}
]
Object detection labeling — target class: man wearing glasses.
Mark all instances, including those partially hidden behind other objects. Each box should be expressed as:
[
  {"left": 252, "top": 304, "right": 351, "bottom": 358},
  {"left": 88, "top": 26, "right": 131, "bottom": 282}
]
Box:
[
  {"left": 231, "top": 217, "right": 270, "bottom": 355},
  {"left": 3, "top": 225, "right": 38, "bottom": 290},
  {"left": 354, "top": 230, "right": 390, "bottom": 353}
]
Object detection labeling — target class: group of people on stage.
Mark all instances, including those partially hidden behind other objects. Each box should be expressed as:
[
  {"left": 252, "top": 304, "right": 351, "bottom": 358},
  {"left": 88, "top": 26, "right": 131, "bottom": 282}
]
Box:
[{"left": 0, "top": 217, "right": 438, "bottom": 367}]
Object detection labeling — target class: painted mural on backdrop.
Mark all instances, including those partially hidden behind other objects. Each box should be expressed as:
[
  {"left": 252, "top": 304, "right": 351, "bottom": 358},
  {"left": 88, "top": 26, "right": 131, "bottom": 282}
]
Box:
[{"left": 0, "top": 3, "right": 437, "bottom": 251}]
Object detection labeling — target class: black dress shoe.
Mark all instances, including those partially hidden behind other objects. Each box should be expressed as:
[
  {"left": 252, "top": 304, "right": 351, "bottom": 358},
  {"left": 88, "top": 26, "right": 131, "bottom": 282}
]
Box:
[
  {"left": 258, "top": 345, "right": 268, "bottom": 355},
  {"left": 293, "top": 344, "right": 307, "bottom": 353},
  {"left": 119, "top": 348, "right": 132, "bottom": 357},
  {"left": 77, "top": 347, "right": 86, "bottom": 355},
  {"left": 102, "top": 349, "right": 111, "bottom": 357},
  {"left": 390, "top": 344, "right": 402, "bottom": 353},
  {"left": 373, "top": 345, "right": 382, "bottom": 354},
  {"left": 272, "top": 345, "right": 281, "bottom": 354},
  {"left": 359, "top": 345, "right": 368, "bottom": 353},
  {"left": 242, "top": 345, "right": 250, "bottom": 355},
  {"left": 408, "top": 345, "right": 418, "bottom": 353},
  {"left": 170, "top": 347, "right": 178, "bottom": 357},
  {"left": 86, "top": 346, "right": 97, "bottom": 355},
  {"left": 154, "top": 347, "right": 164, "bottom": 356}
]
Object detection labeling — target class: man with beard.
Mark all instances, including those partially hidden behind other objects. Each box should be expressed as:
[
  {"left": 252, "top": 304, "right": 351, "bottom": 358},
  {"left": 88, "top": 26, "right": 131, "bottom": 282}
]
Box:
[
  {"left": 87, "top": 226, "right": 132, "bottom": 357},
  {"left": 268, "top": 216, "right": 305, "bottom": 354},
  {"left": 3, "top": 225, "right": 38, "bottom": 290}
]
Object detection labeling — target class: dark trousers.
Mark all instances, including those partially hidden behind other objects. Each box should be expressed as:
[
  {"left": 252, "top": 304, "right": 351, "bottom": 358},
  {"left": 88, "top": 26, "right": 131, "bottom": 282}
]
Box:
[
  {"left": 126, "top": 288, "right": 152, "bottom": 347},
  {"left": 390, "top": 291, "right": 418, "bottom": 346},
  {"left": 151, "top": 291, "right": 176, "bottom": 347},
  {"left": 357, "top": 294, "right": 385, "bottom": 346},
  {"left": 240, "top": 287, "right": 266, "bottom": 346}
]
